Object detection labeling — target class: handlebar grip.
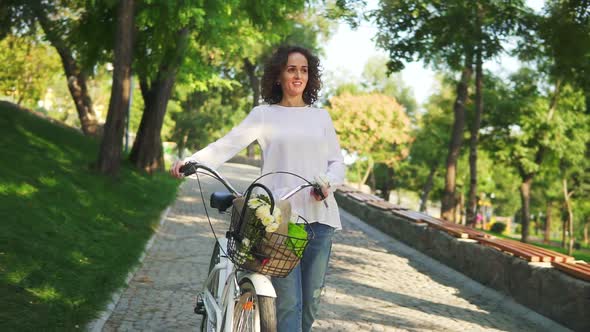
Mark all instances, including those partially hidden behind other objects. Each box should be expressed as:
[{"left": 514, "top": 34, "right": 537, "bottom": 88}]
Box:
[
  {"left": 312, "top": 184, "right": 326, "bottom": 200},
  {"left": 179, "top": 162, "right": 198, "bottom": 176}
]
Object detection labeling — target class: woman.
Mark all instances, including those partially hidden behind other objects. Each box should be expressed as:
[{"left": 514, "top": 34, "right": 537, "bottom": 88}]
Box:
[{"left": 170, "top": 45, "right": 345, "bottom": 332}]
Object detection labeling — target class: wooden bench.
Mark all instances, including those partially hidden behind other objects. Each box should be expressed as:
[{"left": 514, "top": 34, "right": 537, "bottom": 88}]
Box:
[
  {"left": 390, "top": 209, "right": 431, "bottom": 224},
  {"left": 392, "top": 211, "right": 492, "bottom": 240},
  {"left": 426, "top": 221, "right": 491, "bottom": 239},
  {"left": 552, "top": 262, "right": 590, "bottom": 282},
  {"left": 477, "top": 237, "right": 575, "bottom": 263},
  {"left": 366, "top": 200, "right": 408, "bottom": 211},
  {"left": 337, "top": 188, "right": 584, "bottom": 280},
  {"left": 365, "top": 200, "right": 395, "bottom": 211},
  {"left": 334, "top": 185, "right": 358, "bottom": 193},
  {"left": 348, "top": 192, "right": 384, "bottom": 202}
]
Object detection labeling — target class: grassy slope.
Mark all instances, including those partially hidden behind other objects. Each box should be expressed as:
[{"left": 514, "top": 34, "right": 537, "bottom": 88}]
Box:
[{"left": 0, "top": 103, "right": 180, "bottom": 330}]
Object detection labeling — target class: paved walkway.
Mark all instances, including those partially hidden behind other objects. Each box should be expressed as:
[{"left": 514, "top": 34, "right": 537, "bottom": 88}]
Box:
[{"left": 102, "top": 163, "right": 569, "bottom": 331}]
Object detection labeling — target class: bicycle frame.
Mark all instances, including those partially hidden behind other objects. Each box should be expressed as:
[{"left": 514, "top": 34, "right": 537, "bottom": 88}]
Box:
[
  {"left": 202, "top": 238, "right": 276, "bottom": 332},
  {"left": 181, "top": 162, "right": 317, "bottom": 332}
]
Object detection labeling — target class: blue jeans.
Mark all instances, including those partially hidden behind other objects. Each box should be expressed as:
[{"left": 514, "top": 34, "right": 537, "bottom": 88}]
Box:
[{"left": 272, "top": 222, "right": 334, "bottom": 332}]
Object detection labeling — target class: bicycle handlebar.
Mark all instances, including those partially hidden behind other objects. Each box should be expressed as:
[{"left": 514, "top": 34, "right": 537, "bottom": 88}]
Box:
[
  {"left": 180, "top": 162, "right": 241, "bottom": 196},
  {"left": 179, "top": 161, "right": 325, "bottom": 202}
]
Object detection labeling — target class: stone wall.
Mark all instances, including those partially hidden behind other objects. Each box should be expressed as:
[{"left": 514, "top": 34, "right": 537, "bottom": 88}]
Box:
[{"left": 335, "top": 192, "right": 590, "bottom": 332}]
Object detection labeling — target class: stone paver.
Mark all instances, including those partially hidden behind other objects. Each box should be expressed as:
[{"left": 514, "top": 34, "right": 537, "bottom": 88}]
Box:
[{"left": 103, "top": 163, "right": 570, "bottom": 332}]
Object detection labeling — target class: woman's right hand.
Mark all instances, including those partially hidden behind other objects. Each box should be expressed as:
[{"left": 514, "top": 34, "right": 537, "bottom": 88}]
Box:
[{"left": 169, "top": 159, "right": 188, "bottom": 179}]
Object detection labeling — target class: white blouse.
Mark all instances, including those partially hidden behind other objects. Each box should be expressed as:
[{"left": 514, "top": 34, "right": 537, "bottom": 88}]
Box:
[{"left": 188, "top": 104, "right": 346, "bottom": 230}]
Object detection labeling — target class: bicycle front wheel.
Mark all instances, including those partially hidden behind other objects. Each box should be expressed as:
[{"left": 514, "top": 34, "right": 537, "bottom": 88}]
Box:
[
  {"left": 233, "top": 280, "right": 276, "bottom": 332},
  {"left": 200, "top": 241, "right": 221, "bottom": 332}
]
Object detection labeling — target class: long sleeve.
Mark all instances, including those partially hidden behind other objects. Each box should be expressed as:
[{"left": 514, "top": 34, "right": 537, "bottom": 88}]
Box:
[
  {"left": 188, "top": 107, "right": 263, "bottom": 170},
  {"left": 324, "top": 112, "right": 345, "bottom": 186}
]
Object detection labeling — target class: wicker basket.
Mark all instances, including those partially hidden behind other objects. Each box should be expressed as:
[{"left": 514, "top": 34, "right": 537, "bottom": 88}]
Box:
[{"left": 227, "top": 196, "right": 309, "bottom": 278}]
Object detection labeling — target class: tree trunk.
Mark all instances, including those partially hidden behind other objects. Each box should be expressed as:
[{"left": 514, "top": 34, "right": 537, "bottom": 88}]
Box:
[
  {"left": 456, "top": 190, "right": 464, "bottom": 224},
  {"left": 519, "top": 176, "right": 533, "bottom": 243},
  {"left": 130, "top": 28, "right": 189, "bottom": 172},
  {"left": 562, "top": 216, "right": 567, "bottom": 248},
  {"left": 178, "top": 131, "right": 190, "bottom": 159},
  {"left": 98, "top": 0, "right": 135, "bottom": 175},
  {"left": 369, "top": 168, "right": 377, "bottom": 193},
  {"left": 129, "top": 76, "right": 173, "bottom": 172},
  {"left": 244, "top": 58, "right": 260, "bottom": 159},
  {"left": 355, "top": 162, "right": 362, "bottom": 189},
  {"left": 419, "top": 165, "right": 437, "bottom": 212},
  {"left": 467, "top": 46, "right": 484, "bottom": 227},
  {"left": 515, "top": 80, "right": 561, "bottom": 243},
  {"left": 380, "top": 166, "right": 394, "bottom": 201},
  {"left": 544, "top": 202, "right": 552, "bottom": 244},
  {"left": 35, "top": 7, "right": 100, "bottom": 136},
  {"left": 562, "top": 178, "right": 575, "bottom": 255},
  {"left": 441, "top": 59, "right": 472, "bottom": 221},
  {"left": 361, "top": 156, "right": 374, "bottom": 187},
  {"left": 583, "top": 219, "right": 589, "bottom": 246}
]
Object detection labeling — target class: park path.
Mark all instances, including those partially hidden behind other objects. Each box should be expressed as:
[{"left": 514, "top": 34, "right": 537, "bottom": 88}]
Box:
[{"left": 101, "top": 163, "right": 569, "bottom": 332}]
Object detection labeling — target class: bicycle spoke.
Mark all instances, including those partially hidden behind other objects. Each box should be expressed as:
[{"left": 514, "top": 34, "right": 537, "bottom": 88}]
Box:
[{"left": 234, "top": 291, "right": 258, "bottom": 332}]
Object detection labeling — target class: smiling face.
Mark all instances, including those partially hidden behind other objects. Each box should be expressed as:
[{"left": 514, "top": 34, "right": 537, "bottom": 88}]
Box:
[{"left": 279, "top": 52, "right": 309, "bottom": 101}]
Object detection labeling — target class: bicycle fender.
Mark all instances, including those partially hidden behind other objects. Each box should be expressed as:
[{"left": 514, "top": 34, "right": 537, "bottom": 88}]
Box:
[{"left": 238, "top": 273, "right": 277, "bottom": 298}]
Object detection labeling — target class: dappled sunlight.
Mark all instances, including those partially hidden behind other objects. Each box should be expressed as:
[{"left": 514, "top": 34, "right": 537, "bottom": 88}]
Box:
[
  {"left": 16, "top": 124, "right": 72, "bottom": 164},
  {"left": 322, "top": 244, "right": 500, "bottom": 331},
  {"left": 177, "top": 196, "right": 202, "bottom": 203},
  {"left": 70, "top": 251, "right": 91, "bottom": 266},
  {"left": 167, "top": 213, "right": 203, "bottom": 224},
  {"left": 0, "top": 182, "right": 38, "bottom": 198},
  {"left": 6, "top": 269, "right": 30, "bottom": 284},
  {"left": 28, "top": 285, "right": 62, "bottom": 301},
  {"left": 1, "top": 102, "right": 182, "bottom": 330},
  {"left": 38, "top": 176, "right": 58, "bottom": 187},
  {"left": 321, "top": 284, "right": 440, "bottom": 327},
  {"left": 329, "top": 243, "right": 488, "bottom": 313}
]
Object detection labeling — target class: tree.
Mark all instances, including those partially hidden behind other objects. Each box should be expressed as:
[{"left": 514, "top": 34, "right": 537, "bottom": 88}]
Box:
[
  {"left": 361, "top": 55, "right": 418, "bottom": 119},
  {"left": 129, "top": 4, "right": 191, "bottom": 172},
  {"left": 372, "top": 0, "right": 527, "bottom": 222},
  {"left": 32, "top": 2, "right": 104, "bottom": 136},
  {"left": 129, "top": 0, "right": 310, "bottom": 172},
  {"left": 327, "top": 93, "right": 412, "bottom": 190},
  {"left": 97, "top": 0, "right": 135, "bottom": 175},
  {"left": 341, "top": 55, "right": 419, "bottom": 197},
  {"left": 0, "top": 33, "right": 60, "bottom": 107},
  {"left": 483, "top": 69, "right": 588, "bottom": 243},
  {"left": 1, "top": 1, "right": 125, "bottom": 136},
  {"left": 505, "top": 0, "right": 590, "bottom": 242},
  {"left": 168, "top": 84, "right": 250, "bottom": 159},
  {"left": 408, "top": 81, "right": 454, "bottom": 212}
]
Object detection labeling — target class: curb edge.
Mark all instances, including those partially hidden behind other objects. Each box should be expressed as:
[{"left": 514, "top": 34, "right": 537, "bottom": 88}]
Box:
[{"left": 86, "top": 206, "right": 172, "bottom": 332}]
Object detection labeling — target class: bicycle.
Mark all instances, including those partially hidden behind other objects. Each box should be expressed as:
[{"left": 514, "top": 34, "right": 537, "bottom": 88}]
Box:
[{"left": 179, "top": 161, "right": 324, "bottom": 332}]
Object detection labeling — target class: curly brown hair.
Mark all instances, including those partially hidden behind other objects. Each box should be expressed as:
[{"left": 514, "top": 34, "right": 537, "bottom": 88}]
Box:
[{"left": 261, "top": 45, "right": 322, "bottom": 105}]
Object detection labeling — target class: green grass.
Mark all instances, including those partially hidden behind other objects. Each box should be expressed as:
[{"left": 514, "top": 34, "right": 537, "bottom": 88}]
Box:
[
  {"left": 0, "top": 102, "right": 180, "bottom": 331},
  {"left": 485, "top": 230, "right": 590, "bottom": 262}
]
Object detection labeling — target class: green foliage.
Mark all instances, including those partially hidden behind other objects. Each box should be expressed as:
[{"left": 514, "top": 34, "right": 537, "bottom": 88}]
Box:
[
  {"left": 0, "top": 34, "right": 61, "bottom": 108},
  {"left": 167, "top": 85, "right": 250, "bottom": 157},
  {"left": 484, "top": 69, "right": 588, "bottom": 175},
  {"left": 361, "top": 55, "right": 418, "bottom": 118},
  {"left": 518, "top": 0, "right": 590, "bottom": 92},
  {"left": 372, "top": 0, "right": 528, "bottom": 72},
  {"left": 394, "top": 77, "right": 453, "bottom": 199},
  {"left": 0, "top": 102, "right": 179, "bottom": 330},
  {"left": 328, "top": 93, "right": 412, "bottom": 166}
]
